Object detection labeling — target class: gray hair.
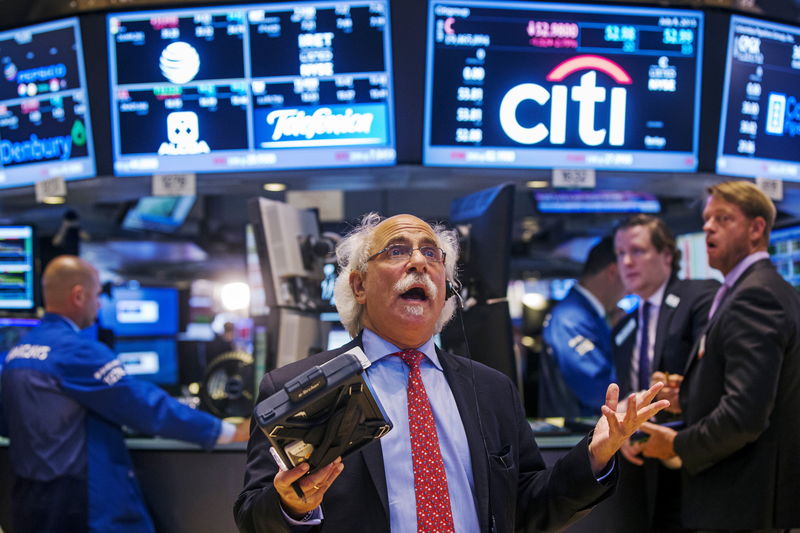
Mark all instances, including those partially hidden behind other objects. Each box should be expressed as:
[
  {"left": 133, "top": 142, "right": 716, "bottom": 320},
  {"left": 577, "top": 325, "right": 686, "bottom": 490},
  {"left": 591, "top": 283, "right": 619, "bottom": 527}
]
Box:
[{"left": 333, "top": 212, "right": 460, "bottom": 338}]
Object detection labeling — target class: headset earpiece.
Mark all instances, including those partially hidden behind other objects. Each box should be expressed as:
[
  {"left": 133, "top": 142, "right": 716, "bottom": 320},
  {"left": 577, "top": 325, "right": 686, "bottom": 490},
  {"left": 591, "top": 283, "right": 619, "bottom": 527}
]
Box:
[{"left": 445, "top": 280, "right": 455, "bottom": 300}]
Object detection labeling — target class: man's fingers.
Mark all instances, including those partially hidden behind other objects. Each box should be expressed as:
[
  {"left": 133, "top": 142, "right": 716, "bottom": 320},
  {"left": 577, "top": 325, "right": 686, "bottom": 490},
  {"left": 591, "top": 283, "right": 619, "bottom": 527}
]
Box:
[
  {"left": 636, "top": 399, "right": 670, "bottom": 423},
  {"left": 639, "top": 381, "right": 665, "bottom": 406},
  {"left": 638, "top": 421, "right": 661, "bottom": 435},
  {"left": 275, "top": 462, "right": 310, "bottom": 490},
  {"left": 605, "top": 383, "right": 620, "bottom": 413}
]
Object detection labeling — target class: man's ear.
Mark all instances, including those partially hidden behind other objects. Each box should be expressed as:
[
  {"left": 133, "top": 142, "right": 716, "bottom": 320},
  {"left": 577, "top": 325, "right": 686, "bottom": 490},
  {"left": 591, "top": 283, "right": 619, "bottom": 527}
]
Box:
[
  {"left": 350, "top": 271, "right": 367, "bottom": 304},
  {"left": 70, "top": 284, "right": 85, "bottom": 308}
]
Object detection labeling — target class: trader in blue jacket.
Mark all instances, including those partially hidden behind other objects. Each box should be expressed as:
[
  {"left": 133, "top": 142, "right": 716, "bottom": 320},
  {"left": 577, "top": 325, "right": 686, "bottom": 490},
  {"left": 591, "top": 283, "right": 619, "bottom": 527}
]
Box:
[
  {"left": 540, "top": 236, "right": 626, "bottom": 417},
  {"left": 0, "top": 255, "right": 249, "bottom": 533}
]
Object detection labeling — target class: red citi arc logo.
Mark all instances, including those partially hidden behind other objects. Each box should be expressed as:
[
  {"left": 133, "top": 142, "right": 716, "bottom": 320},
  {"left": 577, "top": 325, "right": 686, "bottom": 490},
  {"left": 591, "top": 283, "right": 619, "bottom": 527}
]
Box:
[{"left": 499, "top": 54, "right": 632, "bottom": 147}]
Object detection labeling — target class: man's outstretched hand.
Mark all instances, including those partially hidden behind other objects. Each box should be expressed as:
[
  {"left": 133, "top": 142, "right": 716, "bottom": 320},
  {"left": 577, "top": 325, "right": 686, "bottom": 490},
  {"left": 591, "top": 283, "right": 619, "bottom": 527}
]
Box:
[{"left": 587, "top": 383, "right": 670, "bottom": 475}]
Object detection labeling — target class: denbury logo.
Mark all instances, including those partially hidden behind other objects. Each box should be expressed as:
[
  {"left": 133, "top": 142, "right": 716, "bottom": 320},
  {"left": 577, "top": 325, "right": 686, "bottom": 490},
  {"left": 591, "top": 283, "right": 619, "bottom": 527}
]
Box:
[{"left": 499, "top": 55, "right": 631, "bottom": 146}]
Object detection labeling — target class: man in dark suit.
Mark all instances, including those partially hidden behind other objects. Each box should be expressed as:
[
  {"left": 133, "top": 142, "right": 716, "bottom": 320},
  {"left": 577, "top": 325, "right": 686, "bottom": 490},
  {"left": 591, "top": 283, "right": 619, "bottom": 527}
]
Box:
[
  {"left": 597, "top": 215, "right": 719, "bottom": 533},
  {"left": 642, "top": 181, "right": 800, "bottom": 532},
  {"left": 234, "top": 212, "right": 668, "bottom": 533}
]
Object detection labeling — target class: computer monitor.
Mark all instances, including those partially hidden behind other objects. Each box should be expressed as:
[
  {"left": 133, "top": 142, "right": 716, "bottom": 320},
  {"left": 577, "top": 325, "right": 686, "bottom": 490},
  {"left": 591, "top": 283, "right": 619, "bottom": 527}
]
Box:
[
  {"left": 0, "top": 17, "right": 95, "bottom": 188},
  {"left": 121, "top": 196, "right": 196, "bottom": 233},
  {"left": 423, "top": 1, "right": 704, "bottom": 171},
  {"left": 107, "top": 0, "right": 395, "bottom": 175},
  {"left": 115, "top": 337, "right": 178, "bottom": 385},
  {"left": 534, "top": 190, "right": 660, "bottom": 214},
  {"left": 442, "top": 184, "right": 517, "bottom": 382},
  {"left": 716, "top": 15, "right": 800, "bottom": 181},
  {"left": 0, "top": 225, "right": 38, "bottom": 314},
  {"left": 769, "top": 224, "right": 800, "bottom": 288},
  {"left": 100, "top": 285, "right": 179, "bottom": 337}
]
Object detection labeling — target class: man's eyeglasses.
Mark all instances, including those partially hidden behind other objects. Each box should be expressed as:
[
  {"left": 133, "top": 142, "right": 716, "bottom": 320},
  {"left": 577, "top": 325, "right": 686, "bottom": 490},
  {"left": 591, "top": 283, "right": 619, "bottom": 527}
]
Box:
[{"left": 367, "top": 244, "right": 446, "bottom": 264}]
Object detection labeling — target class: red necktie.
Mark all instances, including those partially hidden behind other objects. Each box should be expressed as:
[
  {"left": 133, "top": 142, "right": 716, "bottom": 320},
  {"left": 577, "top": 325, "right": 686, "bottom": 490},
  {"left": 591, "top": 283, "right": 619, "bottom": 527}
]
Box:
[{"left": 395, "top": 349, "right": 455, "bottom": 533}]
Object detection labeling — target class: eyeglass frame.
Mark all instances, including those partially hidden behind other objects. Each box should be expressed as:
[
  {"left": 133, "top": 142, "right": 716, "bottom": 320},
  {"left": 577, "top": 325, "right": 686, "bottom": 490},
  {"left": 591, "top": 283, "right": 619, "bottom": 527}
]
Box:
[{"left": 366, "top": 243, "right": 447, "bottom": 264}]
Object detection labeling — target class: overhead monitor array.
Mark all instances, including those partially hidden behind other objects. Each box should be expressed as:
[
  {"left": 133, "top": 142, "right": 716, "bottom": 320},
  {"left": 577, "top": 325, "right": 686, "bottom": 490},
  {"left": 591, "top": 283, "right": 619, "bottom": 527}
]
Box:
[
  {"left": 106, "top": 0, "right": 396, "bottom": 176},
  {"left": 0, "top": 4, "right": 799, "bottom": 184},
  {"left": 423, "top": 1, "right": 704, "bottom": 171},
  {"left": 716, "top": 15, "right": 800, "bottom": 181},
  {"left": 0, "top": 18, "right": 95, "bottom": 189}
]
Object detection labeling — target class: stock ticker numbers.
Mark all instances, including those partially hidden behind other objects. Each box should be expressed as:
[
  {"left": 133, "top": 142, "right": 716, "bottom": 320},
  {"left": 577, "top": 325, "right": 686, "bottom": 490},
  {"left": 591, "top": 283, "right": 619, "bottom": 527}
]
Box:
[
  {"left": 108, "top": 1, "right": 395, "bottom": 176},
  {"left": 717, "top": 15, "right": 800, "bottom": 181},
  {"left": 0, "top": 18, "right": 96, "bottom": 188},
  {"left": 423, "top": 1, "right": 704, "bottom": 171}
]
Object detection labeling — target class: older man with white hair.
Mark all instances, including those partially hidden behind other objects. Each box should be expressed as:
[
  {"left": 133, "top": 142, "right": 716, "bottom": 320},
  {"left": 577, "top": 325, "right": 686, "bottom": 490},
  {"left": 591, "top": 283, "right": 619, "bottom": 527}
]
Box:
[{"left": 235, "top": 213, "right": 668, "bottom": 533}]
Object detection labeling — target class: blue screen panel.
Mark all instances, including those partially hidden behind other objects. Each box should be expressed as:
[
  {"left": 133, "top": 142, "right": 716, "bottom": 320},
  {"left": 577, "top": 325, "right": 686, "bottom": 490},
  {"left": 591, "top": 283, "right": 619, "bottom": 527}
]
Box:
[
  {"left": 424, "top": 1, "right": 704, "bottom": 171},
  {"left": 769, "top": 225, "right": 800, "bottom": 288},
  {"left": 115, "top": 337, "right": 178, "bottom": 385},
  {"left": 100, "top": 286, "right": 179, "bottom": 337},
  {"left": 121, "top": 196, "right": 195, "bottom": 233},
  {"left": 716, "top": 15, "right": 800, "bottom": 181},
  {"left": 107, "top": 0, "right": 395, "bottom": 175},
  {"left": 0, "top": 18, "right": 95, "bottom": 188},
  {"left": 0, "top": 225, "right": 37, "bottom": 312},
  {"left": 535, "top": 190, "right": 660, "bottom": 213}
]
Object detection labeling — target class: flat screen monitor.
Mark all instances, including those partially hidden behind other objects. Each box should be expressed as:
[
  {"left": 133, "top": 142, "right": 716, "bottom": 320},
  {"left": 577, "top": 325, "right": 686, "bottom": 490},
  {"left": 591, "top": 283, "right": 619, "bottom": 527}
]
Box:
[
  {"left": 769, "top": 225, "right": 800, "bottom": 288},
  {"left": 100, "top": 285, "right": 179, "bottom": 337},
  {"left": 716, "top": 15, "right": 800, "bottom": 181},
  {"left": 0, "top": 18, "right": 95, "bottom": 188},
  {"left": 121, "top": 195, "right": 195, "bottom": 233},
  {"left": 107, "top": 1, "right": 395, "bottom": 176},
  {"left": 0, "top": 225, "right": 37, "bottom": 313},
  {"left": 535, "top": 190, "right": 660, "bottom": 213},
  {"left": 115, "top": 337, "right": 178, "bottom": 385},
  {"left": 423, "top": 1, "right": 704, "bottom": 171}
]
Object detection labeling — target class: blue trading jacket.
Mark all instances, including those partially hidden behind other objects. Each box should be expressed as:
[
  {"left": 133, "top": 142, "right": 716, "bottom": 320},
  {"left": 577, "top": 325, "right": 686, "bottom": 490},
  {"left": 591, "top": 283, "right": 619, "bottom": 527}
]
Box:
[
  {"left": 1, "top": 313, "right": 222, "bottom": 532},
  {"left": 541, "top": 287, "right": 616, "bottom": 417}
]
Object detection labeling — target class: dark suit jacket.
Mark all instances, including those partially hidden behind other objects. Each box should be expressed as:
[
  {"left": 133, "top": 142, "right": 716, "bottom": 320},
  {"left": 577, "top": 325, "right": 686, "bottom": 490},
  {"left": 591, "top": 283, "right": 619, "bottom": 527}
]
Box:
[
  {"left": 234, "top": 338, "right": 616, "bottom": 533},
  {"left": 599, "top": 276, "right": 717, "bottom": 532},
  {"left": 674, "top": 259, "right": 800, "bottom": 530},
  {"left": 612, "top": 277, "right": 719, "bottom": 397}
]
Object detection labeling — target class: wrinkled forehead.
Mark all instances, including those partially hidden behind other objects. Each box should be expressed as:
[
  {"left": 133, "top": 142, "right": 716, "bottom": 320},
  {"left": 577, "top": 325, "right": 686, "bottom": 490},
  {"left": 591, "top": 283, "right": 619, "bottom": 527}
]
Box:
[{"left": 369, "top": 215, "right": 439, "bottom": 253}]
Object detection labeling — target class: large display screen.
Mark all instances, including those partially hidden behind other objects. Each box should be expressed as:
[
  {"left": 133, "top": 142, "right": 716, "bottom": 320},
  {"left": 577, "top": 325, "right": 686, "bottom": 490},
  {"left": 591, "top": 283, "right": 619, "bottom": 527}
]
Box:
[
  {"left": 0, "top": 18, "right": 95, "bottom": 188},
  {"left": 0, "top": 225, "right": 37, "bottom": 312},
  {"left": 716, "top": 15, "right": 800, "bottom": 181},
  {"left": 115, "top": 338, "right": 178, "bottom": 385},
  {"left": 99, "top": 285, "right": 179, "bottom": 337},
  {"left": 424, "top": 1, "right": 703, "bottom": 170},
  {"left": 107, "top": 1, "right": 395, "bottom": 175},
  {"left": 769, "top": 225, "right": 800, "bottom": 288},
  {"left": 534, "top": 190, "right": 660, "bottom": 213}
]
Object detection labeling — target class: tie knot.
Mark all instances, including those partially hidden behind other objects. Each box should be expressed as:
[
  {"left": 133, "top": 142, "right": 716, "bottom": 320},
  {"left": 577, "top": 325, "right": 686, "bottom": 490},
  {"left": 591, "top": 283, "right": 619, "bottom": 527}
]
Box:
[{"left": 395, "top": 349, "right": 425, "bottom": 369}]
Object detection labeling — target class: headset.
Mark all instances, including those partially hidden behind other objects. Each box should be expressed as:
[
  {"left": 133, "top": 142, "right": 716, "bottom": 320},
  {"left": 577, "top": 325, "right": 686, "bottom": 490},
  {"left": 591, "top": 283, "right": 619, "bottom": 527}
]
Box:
[{"left": 445, "top": 275, "right": 496, "bottom": 532}]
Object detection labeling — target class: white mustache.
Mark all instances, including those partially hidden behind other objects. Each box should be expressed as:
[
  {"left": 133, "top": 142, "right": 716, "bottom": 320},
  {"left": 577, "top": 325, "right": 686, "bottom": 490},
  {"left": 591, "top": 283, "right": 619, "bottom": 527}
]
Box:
[{"left": 394, "top": 272, "right": 438, "bottom": 300}]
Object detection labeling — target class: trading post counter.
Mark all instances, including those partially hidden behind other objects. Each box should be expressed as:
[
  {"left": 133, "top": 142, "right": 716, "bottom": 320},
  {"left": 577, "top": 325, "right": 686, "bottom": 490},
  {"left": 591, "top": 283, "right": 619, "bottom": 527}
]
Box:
[{"left": 1, "top": 433, "right": 608, "bottom": 533}]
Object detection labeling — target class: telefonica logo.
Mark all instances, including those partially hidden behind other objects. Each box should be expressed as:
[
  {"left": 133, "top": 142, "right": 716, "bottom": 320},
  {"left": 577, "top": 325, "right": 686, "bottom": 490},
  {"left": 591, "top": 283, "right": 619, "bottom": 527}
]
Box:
[
  {"left": 267, "top": 107, "right": 374, "bottom": 141},
  {"left": 499, "top": 55, "right": 632, "bottom": 147}
]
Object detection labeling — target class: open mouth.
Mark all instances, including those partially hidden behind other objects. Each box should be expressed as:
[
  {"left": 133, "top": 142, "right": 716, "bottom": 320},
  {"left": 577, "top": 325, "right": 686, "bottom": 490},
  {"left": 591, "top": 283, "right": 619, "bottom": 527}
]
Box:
[{"left": 400, "top": 287, "right": 428, "bottom": 301}]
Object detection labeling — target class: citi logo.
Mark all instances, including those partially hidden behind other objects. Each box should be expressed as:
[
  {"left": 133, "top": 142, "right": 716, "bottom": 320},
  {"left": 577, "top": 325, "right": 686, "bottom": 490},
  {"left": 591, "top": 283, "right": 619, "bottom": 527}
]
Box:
[{"left": 499, "top": 55, "right": 631, "bottom": 147}]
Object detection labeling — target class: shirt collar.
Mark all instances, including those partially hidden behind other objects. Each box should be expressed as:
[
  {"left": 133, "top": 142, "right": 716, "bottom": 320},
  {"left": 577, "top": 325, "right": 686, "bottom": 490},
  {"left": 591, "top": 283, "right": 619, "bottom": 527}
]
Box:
[
  {"left": 48, "top": 312, "right": 81, "bottom": 332},
  {"left": 724, "top": 251, "right": 770, "bottom": 288},
  {"left": 361, "top": 328, "right": 442, "bottom": 370},
  {"left": 644, "top": 278, "right": 669, "bottom": 308},
  {"left": 574, "top": 283, "right": 605, "bottom": 319}
]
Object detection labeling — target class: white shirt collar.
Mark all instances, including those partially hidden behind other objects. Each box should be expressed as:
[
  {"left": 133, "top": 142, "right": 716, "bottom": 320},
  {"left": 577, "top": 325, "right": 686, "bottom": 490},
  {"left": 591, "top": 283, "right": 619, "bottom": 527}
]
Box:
[
  {"left": 574, "top": 283, "right": 606, "bottom": 319},
  {"left": 361, "top": 328, "right": 442, "bottom": 370}
]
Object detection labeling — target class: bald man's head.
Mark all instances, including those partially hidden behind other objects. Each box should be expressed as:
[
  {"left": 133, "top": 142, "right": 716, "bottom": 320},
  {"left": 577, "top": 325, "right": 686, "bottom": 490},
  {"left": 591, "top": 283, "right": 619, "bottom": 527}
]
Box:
[{"left": 43, "top": 255, "right": 101, "bottom": 329}]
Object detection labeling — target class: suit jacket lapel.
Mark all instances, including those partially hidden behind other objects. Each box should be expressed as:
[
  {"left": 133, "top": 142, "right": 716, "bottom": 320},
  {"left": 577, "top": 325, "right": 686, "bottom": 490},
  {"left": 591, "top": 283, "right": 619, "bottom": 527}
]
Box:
[
  {"left": 438, "top": 349, "right": 491, "bottom": 533},
  {"left": 346, "top": 334, "right": 391, "bottom": 521},
  {"left": 360, "top": 438, "right": 389, "bottom": 520},
  {"left": 653, "top": 282, "right": 679, "bottom": 371}
]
